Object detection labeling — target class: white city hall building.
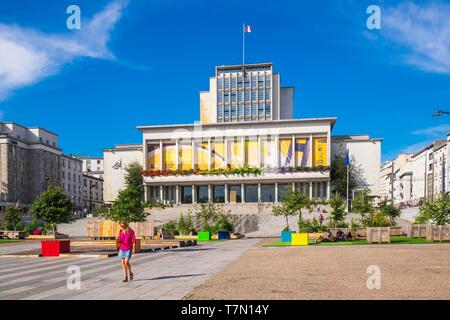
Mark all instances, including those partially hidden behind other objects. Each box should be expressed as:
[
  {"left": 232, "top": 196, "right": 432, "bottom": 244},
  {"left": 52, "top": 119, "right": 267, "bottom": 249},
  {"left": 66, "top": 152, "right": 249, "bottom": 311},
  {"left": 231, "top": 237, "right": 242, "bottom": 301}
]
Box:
[{"left": 104, "top": 62, "right": 381, "bottom": 205}]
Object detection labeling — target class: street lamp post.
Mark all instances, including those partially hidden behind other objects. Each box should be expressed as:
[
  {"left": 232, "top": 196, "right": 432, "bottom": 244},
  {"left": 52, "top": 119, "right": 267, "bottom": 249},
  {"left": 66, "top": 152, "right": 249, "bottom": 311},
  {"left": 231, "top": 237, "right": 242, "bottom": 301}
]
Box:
[{"left": 88, "top": 181, "right": 97, "bottom": 214}]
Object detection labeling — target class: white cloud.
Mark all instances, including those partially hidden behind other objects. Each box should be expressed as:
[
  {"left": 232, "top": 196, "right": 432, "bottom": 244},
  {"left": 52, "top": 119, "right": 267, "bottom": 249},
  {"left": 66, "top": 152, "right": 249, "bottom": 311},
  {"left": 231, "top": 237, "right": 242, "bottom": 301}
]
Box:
[
  {"left": 0, "top": 0, "right": 128, "bottom": 101},
  {"left": 412, "top": 124, "right": 450, "bottom": 137},
  {"left": 383, "top": 1, "right": 450, "bottom": 74}
]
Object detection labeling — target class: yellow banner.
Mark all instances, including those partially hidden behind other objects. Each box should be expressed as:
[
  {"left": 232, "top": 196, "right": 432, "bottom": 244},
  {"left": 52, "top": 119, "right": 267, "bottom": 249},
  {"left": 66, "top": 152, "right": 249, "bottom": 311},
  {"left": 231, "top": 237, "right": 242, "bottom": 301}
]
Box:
[{"left": 313, "top": 137, "right": 328, "bottom": 166}]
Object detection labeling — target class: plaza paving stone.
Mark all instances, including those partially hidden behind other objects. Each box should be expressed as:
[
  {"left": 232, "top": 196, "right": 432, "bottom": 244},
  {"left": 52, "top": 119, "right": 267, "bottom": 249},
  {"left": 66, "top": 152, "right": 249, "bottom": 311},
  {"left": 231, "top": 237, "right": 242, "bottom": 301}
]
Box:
[{"left": 0, "top": 238, "right": 260, "bottom": 300}]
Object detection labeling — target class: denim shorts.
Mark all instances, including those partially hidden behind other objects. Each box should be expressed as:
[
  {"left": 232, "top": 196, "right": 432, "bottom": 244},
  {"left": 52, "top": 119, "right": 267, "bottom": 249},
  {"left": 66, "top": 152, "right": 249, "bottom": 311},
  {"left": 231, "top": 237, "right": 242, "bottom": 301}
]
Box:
[{"left": 118, "top": 249, "right": 132, "bottom": 259}]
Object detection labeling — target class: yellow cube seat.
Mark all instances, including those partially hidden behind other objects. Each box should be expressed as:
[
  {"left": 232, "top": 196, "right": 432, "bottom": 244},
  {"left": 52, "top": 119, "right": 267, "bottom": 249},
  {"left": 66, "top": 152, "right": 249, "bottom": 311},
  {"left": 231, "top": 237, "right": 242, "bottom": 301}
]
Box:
[{"left": 291, "top": 233, "right": 309, "bottom": 246}]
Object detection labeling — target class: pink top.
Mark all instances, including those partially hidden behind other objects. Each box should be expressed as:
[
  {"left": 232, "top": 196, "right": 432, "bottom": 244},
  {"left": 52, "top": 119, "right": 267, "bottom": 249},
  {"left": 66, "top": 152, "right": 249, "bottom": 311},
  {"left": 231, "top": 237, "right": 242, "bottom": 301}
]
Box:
[{"left": 118, "top": 229, "right": 136, "bottom": 251}]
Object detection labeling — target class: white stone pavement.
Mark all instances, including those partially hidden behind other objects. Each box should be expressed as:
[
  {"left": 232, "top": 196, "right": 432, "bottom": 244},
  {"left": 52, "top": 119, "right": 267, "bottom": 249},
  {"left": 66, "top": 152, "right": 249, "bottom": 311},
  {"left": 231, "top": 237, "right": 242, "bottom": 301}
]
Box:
[{"left": 0, "top": 238, "right": 260, "bottom": 300}]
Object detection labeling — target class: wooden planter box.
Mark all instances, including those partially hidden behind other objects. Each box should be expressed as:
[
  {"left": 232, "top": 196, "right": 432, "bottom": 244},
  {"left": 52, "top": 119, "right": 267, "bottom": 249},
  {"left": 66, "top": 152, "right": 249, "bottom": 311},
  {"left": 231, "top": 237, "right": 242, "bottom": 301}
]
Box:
[
  {"left": 87, "top": 220, "right": 155, "bottom": 239},
  {"left": 161, "top": 231, "right": 175, "bottom": 240},
  {"left": 426, "top": 225, "right": 450, "bottom": 242},
  {"left": 41, "top": 240, "right": 70, "bottom": 257},
  {"left": 390, "top": 227, "right": 403, "bottom": 236},
  {"left": 366, "top": 227, "right": 391, "bottom": 244},
  {"left": 408, "top": 224, "right": 427, "bottom": 238},
  {"left": 217, "top": 231, "right": 231, "bottom": 240},
  {"left": 198, "top": 231, "right": 211, "bottom": 241},
  {"left": 133, "top": 239, "right": 141, "bottom": 253},
  {"left": 291, "top": 233, "right": 309, "bottom": 246},
  {"left": 280, "top": 231, "right": 294, "bottom": 242},
  {"left": 355, "top": 228, "right": 367, "bottom": 239}
]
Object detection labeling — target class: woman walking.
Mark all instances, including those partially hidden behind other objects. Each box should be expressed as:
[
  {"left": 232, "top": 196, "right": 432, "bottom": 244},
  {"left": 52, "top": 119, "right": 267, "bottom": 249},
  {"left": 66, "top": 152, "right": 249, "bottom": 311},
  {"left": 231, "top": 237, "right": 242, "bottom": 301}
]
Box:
[{"left": 117, "top": 221, "right": 136, "bottom": 282}]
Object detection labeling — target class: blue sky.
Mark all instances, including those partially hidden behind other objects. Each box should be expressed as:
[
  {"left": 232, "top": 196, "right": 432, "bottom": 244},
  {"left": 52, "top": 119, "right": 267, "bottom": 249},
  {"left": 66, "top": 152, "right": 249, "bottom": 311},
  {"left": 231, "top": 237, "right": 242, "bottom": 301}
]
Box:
[{"left": 0, "top": 0, "right": 449, "bottom": 161}]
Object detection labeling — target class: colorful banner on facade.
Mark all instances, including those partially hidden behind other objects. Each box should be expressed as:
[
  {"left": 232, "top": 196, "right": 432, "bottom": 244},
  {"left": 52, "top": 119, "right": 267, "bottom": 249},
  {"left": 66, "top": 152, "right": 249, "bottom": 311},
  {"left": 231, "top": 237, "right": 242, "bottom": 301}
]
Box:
[
  {"left": 229, "top": 140, "right": 243, "bottom": 168},
  {"left": 195, "top": 142, "right": 209, "bottom": 170},
  {"left": 163, "top": 144, "right": 177, "bottom": 170},
  {"left": 212, "top": 141, "right": 225, "bottom": 169},
  {"left": 245, "top": 140, "right": 258, "bottom": 167},
  {"left": 279, "top": 139, "right": 292, "bottom": 167},
  {"left": 179, "top": 143, "right": 192, "bottom": 170},
  {"left": 261, "top": 139, "right": 276, "bottom": 168},
  {"left": 147, "top": 144, "right": 161, "bottom": 170},
  {"left": 313, "top": 137, "right": 328, "bottom": 166},
  {"left": 295, "top": 138, "right": 309, "bottom": 167}
]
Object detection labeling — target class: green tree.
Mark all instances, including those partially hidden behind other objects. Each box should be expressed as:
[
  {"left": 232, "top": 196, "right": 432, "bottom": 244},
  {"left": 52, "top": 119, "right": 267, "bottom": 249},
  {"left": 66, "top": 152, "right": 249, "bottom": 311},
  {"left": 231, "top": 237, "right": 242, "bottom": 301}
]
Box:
[
  {"left": 109, "top": 187, "right": 146, "bottom": 222},
  {"left": 4, "top": 206, "right": 23, "bottom": 231},
  {"left": 415, "top": 196, "right": 450, "bottom": 225},
  {"left": 329, "top": 195, "right": 346, "bottom": 227},
  {"left": 193, "top": 202, "right": 224, "bottom": 232},
  {"left": 178, "top": 213, "right": 186, "bottom": 232},
  {"left": 30, "top": 186, "right": 73, "bottom": 234},
  {"left": 186, "top": 209, "right": 194, "bottom": 230},
  {"left": 272, "top": 189, "right": 312, "bottom": 232},
  {"left": 124, "top": 161, "right": 144, "bottom": 198},
  {"left": 379, "top": 199, "right": 401, "bottom": 226},
  {"left": 352, "top": 189, "right": 373, "bottom": 218},
  {"left": 330, "top": 153, "right": 363, "bottom": 196}
]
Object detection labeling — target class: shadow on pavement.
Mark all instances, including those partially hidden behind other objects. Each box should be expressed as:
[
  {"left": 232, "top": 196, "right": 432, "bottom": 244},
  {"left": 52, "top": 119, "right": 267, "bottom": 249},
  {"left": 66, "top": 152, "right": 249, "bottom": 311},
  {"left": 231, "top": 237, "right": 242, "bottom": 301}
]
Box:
[{"left": 135, "top": 273, "right": 206, "bottom": 281}]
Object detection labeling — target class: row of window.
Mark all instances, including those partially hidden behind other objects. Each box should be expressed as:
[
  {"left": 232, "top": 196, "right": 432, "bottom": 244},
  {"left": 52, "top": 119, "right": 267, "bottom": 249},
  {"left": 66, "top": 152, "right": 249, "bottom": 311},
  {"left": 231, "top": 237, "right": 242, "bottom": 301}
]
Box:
[
  {"left": 218, "top": 89, "right": 271, "bottom": 104},
  {"left": 218, "top": 105, "right": 271, "bottom": 117},
  {"left": 148, "top": 182, "right": 329, "bottom": 204},
  {"left": 218, "top": 76, "right": 271, "bottom": 90}
]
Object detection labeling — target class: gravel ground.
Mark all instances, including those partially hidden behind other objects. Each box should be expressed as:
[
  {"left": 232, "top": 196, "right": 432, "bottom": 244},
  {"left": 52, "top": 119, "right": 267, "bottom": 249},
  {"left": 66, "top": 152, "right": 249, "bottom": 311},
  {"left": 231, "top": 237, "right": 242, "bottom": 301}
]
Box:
[{"left": 185, "top": 238, "right": 450, "bottom": 300}]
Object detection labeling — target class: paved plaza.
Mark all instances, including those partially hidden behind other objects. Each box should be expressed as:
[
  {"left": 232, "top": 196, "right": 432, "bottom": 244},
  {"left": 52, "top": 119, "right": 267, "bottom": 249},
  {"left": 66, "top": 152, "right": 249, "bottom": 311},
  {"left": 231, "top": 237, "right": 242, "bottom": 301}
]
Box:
[
  {"left": 186, "top": 239, "right": 450, "bottom": 300},
  {"left": 0, "top": 238, "right": 260, "bottom": 300}
]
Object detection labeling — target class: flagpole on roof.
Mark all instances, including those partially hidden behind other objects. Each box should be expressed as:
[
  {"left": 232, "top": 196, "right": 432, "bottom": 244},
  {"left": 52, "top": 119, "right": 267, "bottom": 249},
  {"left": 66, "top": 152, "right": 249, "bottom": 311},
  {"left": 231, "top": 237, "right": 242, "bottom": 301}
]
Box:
[{"left": 242, "top": 23, "right": 245, "bottom": 69}]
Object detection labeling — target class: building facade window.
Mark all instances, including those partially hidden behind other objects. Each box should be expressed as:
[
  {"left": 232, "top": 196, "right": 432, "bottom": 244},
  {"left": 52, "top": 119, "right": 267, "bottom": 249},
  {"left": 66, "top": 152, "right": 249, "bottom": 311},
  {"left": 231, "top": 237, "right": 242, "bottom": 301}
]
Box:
[{"left": 245, "top": 184, "right": 258, "bottom": 203}]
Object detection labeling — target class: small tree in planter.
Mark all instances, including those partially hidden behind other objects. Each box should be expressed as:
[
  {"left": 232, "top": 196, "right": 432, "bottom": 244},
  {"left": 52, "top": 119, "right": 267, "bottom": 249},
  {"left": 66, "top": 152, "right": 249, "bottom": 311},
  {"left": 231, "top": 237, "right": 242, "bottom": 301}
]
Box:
[
  {"left": 30, "top": 187, "right": 73, "bottom": 236},
  {"left": 379, "top": 199, "right": 401, "bottom": 226},
  {"left": 352, "top": 189, "right": 374, "bottom": 223},
  {"left": 415, "top": 196, "right": 450, "bottom": 225},
  {"left": 329, "top": 195, "right": 347, "bottom": 228},
  {"left": 108, "top": 187, "right": 147, "bottom": 223},
  {"left": 4, "top": 205, "right": 23, "bottom": 231},
  {"left": 194, "top": 202, "right": 223, "bottom": 240}
]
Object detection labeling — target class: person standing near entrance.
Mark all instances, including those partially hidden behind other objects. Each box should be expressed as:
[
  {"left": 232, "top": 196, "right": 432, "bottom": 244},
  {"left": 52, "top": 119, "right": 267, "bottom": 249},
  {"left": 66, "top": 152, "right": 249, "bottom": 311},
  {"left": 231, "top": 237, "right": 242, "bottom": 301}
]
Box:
[
  {"left": 318, "top": 213, "right": 324, "bottom": 226},
  {"left": 117, "top": 221, "right": 136, "bottom": 282}
]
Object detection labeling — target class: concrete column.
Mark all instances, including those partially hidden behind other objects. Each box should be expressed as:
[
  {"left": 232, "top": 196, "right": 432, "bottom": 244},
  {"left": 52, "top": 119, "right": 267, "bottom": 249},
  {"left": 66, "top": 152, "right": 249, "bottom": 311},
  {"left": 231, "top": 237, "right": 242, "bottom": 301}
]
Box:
[
  {"left": 292, "top": 182, "right": 296, "bottom": 192},
  {"left": 208, "top": 184, "right": 212, "bottom": 202},
  {"left": 326, "top": 181, "right": 331, "bottom": 200},
  {"left": 275, "top": 182, "right": 278, "bottom": 203},
  {"left": 275, "top": 135, "right": 279, "bottom": 168},
  {"left": 224, "top": 138, "right": 228, "bottom": 167},
  {"left": 258, "top": 183, "right": 261, "bottom": 202},
  {"left": 241, "top": 184, "right": 245, "bottom": 203},
  {"left": 309, "top": 134, "right": 313, "bottom": 167},
  {"left": 292, "top": 135, "right": 296, "bottom": 167},
  {"left": 224, "top": 184, "right": 229, "bottom": 203},
  {"left": 208, "top": 139, "right": 211, "bottom": 170},
  {"left": 159, "top": 185, "right": 164, "bottom": 202},
  {"left": 191, "top": 140, "right": 195, "bottom": 170},
  {"left": 159, "top": 140, "right": 163, "bottom": 170},
  {"left": 143, "top": 140, "right": 148, "bottom": 171},
  {"left": 241, "top": 136, "right": 245, "bottom": 167},
  {"left": 175, "top": 139, "right": 179, "bottom": 170},
  {"left": 192, "top": 185, "right": 196, "bottom": 204},
  {"left": 175, "top": 185, "right": 180, "bottom": 204},
  {"left": 257, "top": 136, "right": 261, "bottom": 167},
  {"left": 326, "top": 130, "right": 331, "bottom": 167},
  {"left": 144, "top": 185, "right": 148, "bottom": 202},
  {"left": 309, "top": 181, "right": 313, "bottom": 199}
]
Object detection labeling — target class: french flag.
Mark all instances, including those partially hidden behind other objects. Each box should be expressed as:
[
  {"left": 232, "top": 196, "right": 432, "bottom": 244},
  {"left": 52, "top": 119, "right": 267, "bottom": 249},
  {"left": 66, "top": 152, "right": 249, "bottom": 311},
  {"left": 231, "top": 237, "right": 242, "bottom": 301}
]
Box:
[{"left": 244, "top": 25, "right": 253, "bottom": 33}]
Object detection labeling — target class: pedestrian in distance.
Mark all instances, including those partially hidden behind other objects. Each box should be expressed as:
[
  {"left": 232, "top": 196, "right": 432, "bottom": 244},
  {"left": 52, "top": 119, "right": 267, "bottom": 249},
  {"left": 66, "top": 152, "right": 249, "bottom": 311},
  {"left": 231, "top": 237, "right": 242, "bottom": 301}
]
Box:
[{"left": 117, "top": 221, "right": 136, "bottom": 282}]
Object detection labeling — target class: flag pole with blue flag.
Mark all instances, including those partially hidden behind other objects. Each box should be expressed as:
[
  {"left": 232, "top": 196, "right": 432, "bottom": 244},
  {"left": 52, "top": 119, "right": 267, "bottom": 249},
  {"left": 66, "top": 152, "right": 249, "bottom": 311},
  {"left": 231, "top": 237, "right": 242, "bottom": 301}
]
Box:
[{"left": 344, "top": 149, "right": 350, "bottom": 212}]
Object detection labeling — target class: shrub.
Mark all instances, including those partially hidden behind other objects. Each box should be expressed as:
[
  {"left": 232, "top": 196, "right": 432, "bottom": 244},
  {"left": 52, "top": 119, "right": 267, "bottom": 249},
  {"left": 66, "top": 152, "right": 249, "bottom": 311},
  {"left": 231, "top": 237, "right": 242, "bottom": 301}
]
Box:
[
  {"left": 109, "top": 187, "right": 146, "bottom": 223},
  {"left": 4, "top": 206, "right": 23, "bottom": 231},
  {"left": 30, "top": 186, "right": 73, "bottom": 234},
  {"left": 162, "top": 220, "right": 177, "bottom": 232},
  {"left": 415, "top": 196, "right": 450, "bottom": 225}
]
